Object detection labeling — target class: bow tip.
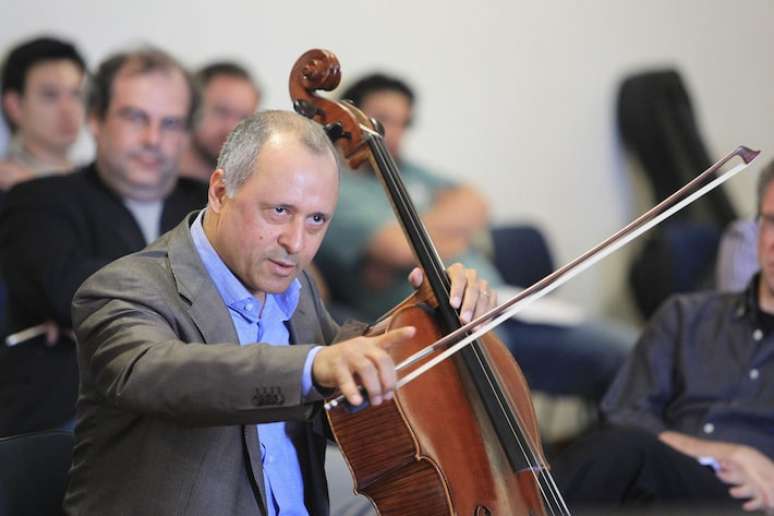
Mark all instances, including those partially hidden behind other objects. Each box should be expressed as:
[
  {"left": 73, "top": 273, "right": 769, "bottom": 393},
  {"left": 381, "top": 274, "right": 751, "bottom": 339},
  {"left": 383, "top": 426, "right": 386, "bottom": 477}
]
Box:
[{"left": 737, "top": 146, "right": 761, "bottom": 164}]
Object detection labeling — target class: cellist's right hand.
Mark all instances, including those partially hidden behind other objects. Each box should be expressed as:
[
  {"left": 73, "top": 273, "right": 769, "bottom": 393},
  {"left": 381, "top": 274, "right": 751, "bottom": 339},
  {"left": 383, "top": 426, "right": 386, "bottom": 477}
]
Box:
[{"left": 312, "top": 326, "right": 415, "bottom": 407}]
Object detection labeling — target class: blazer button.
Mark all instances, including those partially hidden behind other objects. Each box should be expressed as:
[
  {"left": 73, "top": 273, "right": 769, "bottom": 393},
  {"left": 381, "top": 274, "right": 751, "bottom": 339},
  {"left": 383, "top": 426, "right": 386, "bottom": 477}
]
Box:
[{"left": 252, "top": 392, "right": 266, "bottom": 406}]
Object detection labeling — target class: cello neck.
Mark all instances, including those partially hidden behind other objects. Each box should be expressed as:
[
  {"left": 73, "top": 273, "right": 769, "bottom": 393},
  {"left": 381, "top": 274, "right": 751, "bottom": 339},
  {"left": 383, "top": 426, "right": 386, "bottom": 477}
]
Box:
[{"left": 365, "top": 134, "right": 452, "bottom": 305}]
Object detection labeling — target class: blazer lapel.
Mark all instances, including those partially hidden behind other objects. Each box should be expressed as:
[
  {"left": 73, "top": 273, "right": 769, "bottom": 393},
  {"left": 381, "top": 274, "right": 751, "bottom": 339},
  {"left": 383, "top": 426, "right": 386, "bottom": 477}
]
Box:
[
  {"left": 166, "top": 213, "right": 237, "bottom": 345},
  {"left": 286, "top": 279, "right": 313, "bottom": 347},
  {"left": 166, "top": 213, "right": 267, "bottom": 511},
  {"left": 242, "top": 424, "right": 268, "bottom": 514}
]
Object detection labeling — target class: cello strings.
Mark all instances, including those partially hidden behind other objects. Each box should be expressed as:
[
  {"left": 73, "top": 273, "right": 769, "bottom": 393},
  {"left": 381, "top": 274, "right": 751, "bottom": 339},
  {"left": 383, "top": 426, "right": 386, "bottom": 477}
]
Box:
[
  {"left": 365, "top": 133, "right": 569, "bottom": 512},
  {"left": 363, "top": 133, "right": 586, "bottom": 512},
  {"left": 469, "top": 338, "right": 566, "bottom": 514}
]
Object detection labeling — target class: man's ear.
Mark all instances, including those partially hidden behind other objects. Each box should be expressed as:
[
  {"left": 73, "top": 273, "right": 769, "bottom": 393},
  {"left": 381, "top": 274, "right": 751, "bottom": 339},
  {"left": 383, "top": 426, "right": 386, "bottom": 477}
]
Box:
[
  {"left": 208, "top": 169, "right": 228, "bottom": 213},
  {"left": 2, "top": 91, "right": 23, "bottom": 128}
]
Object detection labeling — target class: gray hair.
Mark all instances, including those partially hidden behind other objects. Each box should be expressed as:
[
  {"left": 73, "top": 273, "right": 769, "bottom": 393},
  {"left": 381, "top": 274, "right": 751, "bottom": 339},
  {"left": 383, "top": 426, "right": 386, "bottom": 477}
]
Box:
[
  {"left": 757, "top": 159, "right": 774, "bottom": 215},
  {"left": 216, "top": 110, "right": 339, "bottom": 196}
]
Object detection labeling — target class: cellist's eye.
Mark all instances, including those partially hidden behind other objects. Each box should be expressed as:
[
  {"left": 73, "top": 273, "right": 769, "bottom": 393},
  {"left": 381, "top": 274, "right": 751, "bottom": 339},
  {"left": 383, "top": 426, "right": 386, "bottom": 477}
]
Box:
[{"left": 309, "top": 214, "right": 327, "bottom": 226}]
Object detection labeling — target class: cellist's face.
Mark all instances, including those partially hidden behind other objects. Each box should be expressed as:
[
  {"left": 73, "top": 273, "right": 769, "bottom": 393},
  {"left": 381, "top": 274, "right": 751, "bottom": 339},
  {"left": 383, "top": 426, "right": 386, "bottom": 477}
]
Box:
[
  {"left": 204, "top": 134, "right": 339, "bottom": 300},
  {"left": 360, "top": 91, "right": 412, "bottom": 159}
]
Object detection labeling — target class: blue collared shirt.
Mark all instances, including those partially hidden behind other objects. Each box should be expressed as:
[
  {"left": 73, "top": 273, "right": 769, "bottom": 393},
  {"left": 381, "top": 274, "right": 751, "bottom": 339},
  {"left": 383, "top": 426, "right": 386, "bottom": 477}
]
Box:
[{"left": 191, "top": 211, "right": 319, "bottom": 516}]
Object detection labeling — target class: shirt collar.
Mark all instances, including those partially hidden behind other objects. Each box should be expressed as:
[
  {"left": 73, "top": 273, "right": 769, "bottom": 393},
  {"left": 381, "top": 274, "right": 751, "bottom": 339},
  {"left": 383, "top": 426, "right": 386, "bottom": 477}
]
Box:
[{"left": 190, "top": 210, "right": 300, "bottom": 323}]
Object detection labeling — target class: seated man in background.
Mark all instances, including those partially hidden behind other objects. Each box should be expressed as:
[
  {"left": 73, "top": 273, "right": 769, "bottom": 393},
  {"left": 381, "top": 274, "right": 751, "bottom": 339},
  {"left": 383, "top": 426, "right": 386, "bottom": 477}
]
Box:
[
  {"left": 0, "top": 36, "right": 87, "bottom": 190},
  {"left": 179, "top": 61, "right": 261, "bottom": 182},
  {"left": 553, "top": 163, "right": 774, "bottom": 514},
  {"left": 315, "top": 72, "right": 635, "bottom": 402},
  {"left": 0, "top": 47, "right": 207, "bottom": 436}
]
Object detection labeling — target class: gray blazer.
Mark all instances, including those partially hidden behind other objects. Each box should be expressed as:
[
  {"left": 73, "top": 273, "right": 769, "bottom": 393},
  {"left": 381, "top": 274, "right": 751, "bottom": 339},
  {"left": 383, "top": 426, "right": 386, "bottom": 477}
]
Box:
[{"left": 64, "top": 213, "right": 356, "bottom": 516}]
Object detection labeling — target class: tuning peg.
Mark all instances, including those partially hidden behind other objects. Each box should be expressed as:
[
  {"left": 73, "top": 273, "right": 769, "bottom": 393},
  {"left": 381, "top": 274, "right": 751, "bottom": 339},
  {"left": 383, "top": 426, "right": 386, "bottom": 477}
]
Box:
[{"left": 324, "top": 122, "right": 348, "bottom": 142}]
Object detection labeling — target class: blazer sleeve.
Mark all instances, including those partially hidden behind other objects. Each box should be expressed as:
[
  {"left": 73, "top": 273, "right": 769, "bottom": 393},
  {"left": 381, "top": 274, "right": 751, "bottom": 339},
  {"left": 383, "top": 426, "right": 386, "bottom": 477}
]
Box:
[{"left": 72, "top": 263, "right": 322, "bottom": 427}]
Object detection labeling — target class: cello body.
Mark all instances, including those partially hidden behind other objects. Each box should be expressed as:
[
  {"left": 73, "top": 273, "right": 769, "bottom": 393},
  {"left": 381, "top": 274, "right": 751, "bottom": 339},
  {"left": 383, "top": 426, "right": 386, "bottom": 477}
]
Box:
[{"left": 329, "top": 302, "right": 545, "bottom": 515}]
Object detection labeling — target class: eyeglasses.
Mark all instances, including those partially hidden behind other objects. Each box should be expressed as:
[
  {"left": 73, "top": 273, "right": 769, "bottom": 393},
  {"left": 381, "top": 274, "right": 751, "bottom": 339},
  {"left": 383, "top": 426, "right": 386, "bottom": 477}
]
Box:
[{"left": 114, "top": 106, "right": 188, "bottom": 134}]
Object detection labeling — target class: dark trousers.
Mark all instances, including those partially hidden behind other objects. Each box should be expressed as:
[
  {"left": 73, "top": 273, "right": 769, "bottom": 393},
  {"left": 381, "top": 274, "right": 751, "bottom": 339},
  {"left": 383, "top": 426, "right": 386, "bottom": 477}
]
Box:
[
  {"left": 552, "top": 426, "right": 738, "bottom": 513},
  {"left": 502, "top": 319, "right": 634, "bottom": 401}
]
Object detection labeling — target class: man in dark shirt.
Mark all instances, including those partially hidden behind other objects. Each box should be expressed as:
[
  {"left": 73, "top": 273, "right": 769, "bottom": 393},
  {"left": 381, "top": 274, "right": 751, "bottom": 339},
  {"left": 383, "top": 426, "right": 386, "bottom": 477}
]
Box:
[
  {"left": 554, "top": 161, "right": 774, "bottom": 513},
  {"left": 0, "top": 47, "right": 207, "bottom": 436}
]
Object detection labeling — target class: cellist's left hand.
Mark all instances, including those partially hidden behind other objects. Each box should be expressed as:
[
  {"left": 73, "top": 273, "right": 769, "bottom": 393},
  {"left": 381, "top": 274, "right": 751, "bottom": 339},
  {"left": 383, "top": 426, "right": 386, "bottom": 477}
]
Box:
[{"left": 408, "top": 262, "right": 498, "bottom": 324}]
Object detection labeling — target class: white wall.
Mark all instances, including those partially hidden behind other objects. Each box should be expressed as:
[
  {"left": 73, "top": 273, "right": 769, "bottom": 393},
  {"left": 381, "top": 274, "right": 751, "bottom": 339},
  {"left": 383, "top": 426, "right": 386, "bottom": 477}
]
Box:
[{"left": 3, "top": 0, "right": 773, "bottom": 320}]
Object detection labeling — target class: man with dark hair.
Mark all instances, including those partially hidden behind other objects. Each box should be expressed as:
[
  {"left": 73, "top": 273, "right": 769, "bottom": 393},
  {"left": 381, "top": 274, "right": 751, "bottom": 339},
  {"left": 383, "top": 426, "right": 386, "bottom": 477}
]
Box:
[
  {"left": 0, "top": 47, "right": 207, "bottom": 436},
  {"left": 179, "top": 60, "right": 261, "bottom": 182},
  {"left": 63, "top": 110, "right": 495, "bottom": 515},
  {"left": 338, "top": 73, "right": 414, "bottom": 158},
  {"left": 553, "top": 162, "right": 774, "bottom": 513},
  {"left": 318, "top": 72, "right": 634, "bottom": 402},
  {"left": 0, "top": 36, "right": 87, "bottom": 189}
]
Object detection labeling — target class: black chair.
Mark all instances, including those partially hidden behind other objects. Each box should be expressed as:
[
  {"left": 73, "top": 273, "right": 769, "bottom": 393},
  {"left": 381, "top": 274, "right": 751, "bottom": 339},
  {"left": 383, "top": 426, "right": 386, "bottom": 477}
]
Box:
[
  {"left": 0, "top": 280, "right": 6, "bottom": 339},
  {"left": 0, "top": 430, "right": 73, "bottom": 516},
  {"left": 629, "top": 220, "right": 721, "bottom": 317},
  {"left": 492, "top": 224, "right": 555, "bottom": 288}
]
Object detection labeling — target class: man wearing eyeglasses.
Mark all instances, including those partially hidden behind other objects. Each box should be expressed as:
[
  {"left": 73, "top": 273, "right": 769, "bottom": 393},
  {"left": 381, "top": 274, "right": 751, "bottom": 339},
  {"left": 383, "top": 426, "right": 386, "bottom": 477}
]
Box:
[
  {"left": 555, "top": 161, "right": 774, "bottom": 514},
  {"left": 0, "top": 47, "right": 207, "bottom": 436}
]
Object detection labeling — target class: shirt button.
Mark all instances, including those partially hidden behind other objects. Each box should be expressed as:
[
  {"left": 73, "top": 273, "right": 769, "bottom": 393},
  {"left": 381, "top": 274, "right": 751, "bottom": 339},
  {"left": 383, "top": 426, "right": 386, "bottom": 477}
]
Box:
[
  {"left": 750, "top": 369, "right": 760, "bottom": 380},
  {"left": 703, "top": 423, "right": 715, "bottom": 434},
  {"left": 245, "top": 303, "right": 254, "bottom": 311},
  {"left": 753, "top": 329, "right": 764, "bottom": 341}
]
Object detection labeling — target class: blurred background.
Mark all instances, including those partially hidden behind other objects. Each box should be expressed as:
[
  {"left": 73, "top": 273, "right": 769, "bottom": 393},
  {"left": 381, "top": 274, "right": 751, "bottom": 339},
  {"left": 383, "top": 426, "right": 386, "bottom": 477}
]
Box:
[{"left": 2, "top": 0, "right": 772, "bottom": 323}]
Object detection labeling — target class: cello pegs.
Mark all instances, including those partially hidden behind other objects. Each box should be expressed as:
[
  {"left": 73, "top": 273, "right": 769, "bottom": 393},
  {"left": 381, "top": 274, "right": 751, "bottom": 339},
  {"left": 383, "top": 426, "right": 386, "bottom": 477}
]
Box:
[{"left": 324, "top": 122, "right": 349, "bottom": 143}]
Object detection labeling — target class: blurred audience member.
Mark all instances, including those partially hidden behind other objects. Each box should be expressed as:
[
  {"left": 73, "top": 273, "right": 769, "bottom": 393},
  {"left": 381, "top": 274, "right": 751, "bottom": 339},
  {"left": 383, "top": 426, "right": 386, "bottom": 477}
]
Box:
[
  {"left": 179, "top": 61, "right": 260, "bottom": 182},
  {"left": 716, "top": 217, "right": 757, "bottom": 292},
  {"left": 714, "top": 162, "right": 774, "bottom": 293},
  {"left": 554, "top": 163, "right": 774, "bottom": 514},
  {"left": 0, "top": 36, "right": 87, "bottom": 190},
  {"left": 316, "top": 72, "right": 635, "bottom": 401},
  {"left": 0, "top": 47, "right": 207, "bottom": 436}
]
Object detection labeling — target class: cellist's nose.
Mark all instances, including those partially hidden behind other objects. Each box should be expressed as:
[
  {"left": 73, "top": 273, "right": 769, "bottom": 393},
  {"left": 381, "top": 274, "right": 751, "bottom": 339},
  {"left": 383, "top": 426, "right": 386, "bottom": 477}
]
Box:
[{"left": 278, "top": 217, "right": 304, "bottom": 254}]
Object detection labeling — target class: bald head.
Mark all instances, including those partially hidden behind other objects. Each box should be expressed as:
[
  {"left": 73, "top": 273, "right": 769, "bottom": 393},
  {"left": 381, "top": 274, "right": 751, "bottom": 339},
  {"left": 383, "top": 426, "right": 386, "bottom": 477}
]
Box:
[{"left": 216, "top": 110, "right": 339, "bottom": 197}]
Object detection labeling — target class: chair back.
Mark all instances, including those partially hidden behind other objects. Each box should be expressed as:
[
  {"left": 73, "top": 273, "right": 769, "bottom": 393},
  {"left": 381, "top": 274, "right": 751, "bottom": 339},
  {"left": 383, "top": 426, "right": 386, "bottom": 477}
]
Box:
[
  {"left": 492, "top": 225, "right": 555, "bottom": 288},
  {"left": 0, "top": 430, "right": 73, "bottom": 516}
]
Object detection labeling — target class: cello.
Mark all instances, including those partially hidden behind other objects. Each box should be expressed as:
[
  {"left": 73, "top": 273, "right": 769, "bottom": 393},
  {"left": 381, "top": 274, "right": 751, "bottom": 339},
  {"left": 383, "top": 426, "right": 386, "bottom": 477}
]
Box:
[{"left": 290, "top": 49, "right": 566, "bottom": 516}]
